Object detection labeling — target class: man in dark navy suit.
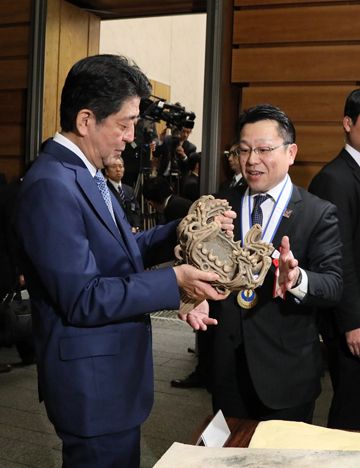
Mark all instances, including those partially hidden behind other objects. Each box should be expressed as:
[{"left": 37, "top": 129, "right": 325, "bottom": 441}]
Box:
[
  {"left": 104, "top": 156, "right": 142, "bottom": 232},
  {"left": 16, "top": 54, "right": 235, "bottom": 468}
]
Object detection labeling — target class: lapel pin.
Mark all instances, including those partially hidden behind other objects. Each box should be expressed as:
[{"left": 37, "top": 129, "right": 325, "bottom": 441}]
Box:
[{"left": 283, "top": 209, "right": 293, "bottom": 218}]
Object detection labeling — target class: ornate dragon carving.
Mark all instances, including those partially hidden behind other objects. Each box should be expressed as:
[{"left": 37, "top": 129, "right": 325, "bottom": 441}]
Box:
[{"left": 174, "top": 195, "right": 274, "bottom": 313}]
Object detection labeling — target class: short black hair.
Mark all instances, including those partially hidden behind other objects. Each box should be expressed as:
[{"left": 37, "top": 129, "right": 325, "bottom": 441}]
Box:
[
  {"left": 237, "top": 104, "right": 296, "bottom": 144},
  {"left": 142, "top": 176, "right": 173, "bottom": 203},
  {"left": 344, "top": 88, "right": 360, "bottom": 124},
  {"left": 60, "top": 54, "right": 151, "bottom": 132}
]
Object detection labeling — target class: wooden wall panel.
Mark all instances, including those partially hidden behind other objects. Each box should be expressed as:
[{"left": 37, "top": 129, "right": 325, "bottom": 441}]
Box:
[
  {"left": 0, "top": 0, "right": 32, "bottom": 24},
  {"left": 42, "top": 0, "right": 101, "bottom": 140},
  {"left": 242, "top": 85, "right": 355, "bottom": 123},
  {"left": 234, "top": 6, "right": 360, "bottom": 44},
  {"left": 295, "top": 125, "right": 343, "bottom": 163},
  {"left": 289, "top": 163, "right": 323, "bottom": 190},
  {"left": 0, "top": 26, "right": 30, "bottom": 57},
  {"left": 233, "top": 45, "right": 360, "bottom": 83},
  {"left": 0, "top": 125, "right": 24, "bottom": 156},
  {"left": 230, "top": 1, "right": 360, "bottom": 188},
  {"left": 0, "top": 2, "right": 32, "bottom": 181},
  {"left": 0, "top": 91, "right": 26, "bottom": 124},
  {"left": 0, "top": 60, "right": 28, "bottom": 90},
  {"left": 235, "top": 0, "right": 349, "bottom": 5}
]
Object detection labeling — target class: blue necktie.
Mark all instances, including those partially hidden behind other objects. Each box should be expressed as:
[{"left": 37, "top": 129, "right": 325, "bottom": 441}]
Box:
[
  {"left": 252, "top": 194, "right": 269, "bottom": 227},
  {"left": 94, "top": 171, "right": 115, "bottom": 218}
]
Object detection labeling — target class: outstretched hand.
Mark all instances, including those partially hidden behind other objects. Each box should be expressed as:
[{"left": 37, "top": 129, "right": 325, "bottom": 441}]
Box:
[
  {"left": 276, "top": 235, "right": 300, "bottom": 298},
  {"left": 178, "top": 300, "right": 217, "bottom": 331}
]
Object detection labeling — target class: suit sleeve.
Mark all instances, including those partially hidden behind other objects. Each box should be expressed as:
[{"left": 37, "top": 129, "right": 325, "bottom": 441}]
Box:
[{"left": 17, "top": 178, "right": 180, "bottom": 327}]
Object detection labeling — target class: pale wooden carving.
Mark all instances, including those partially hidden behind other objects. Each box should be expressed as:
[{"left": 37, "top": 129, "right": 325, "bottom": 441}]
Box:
[{"left": 174, "top": 195, "right": 274, "bottom": 314}]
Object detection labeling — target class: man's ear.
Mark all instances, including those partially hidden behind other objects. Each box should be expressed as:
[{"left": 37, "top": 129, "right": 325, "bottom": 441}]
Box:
[
  {"left": 343, "top": 116, "right": 352, "bottom": 133},
  {"left": 288, "top": 143, "right": 298, "bottom": 166},
  {"left": 76, "top": 109, "right": 93, "bottom": 136}
]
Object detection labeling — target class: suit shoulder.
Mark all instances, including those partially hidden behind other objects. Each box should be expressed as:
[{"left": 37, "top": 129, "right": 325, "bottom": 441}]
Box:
[{"left": 296, "top": 185, "right": 337, "bottom": 213}]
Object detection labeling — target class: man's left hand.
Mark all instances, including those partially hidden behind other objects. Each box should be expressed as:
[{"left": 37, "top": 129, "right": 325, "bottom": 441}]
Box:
[
  {"left": 178, "top": 300, "right": 218, "bottom": 331},
  {"left": 345, "top": 328, "right": 360, "bottom": 357},
  {"left": 214, "top": 208, "right": 236, "bottom": 237},
  {"left": 276, "top": 235, "right": 300, "bottom": 297}
]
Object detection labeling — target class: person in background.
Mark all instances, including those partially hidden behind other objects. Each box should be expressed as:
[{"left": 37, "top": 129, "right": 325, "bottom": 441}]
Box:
[
  {"left": 16, "top": 54, "right": 235, "bottom": 468},
  {"left": 153, "top": 124, "right": 196, "bottom": 182},
  {"left": 181, "top": 151, "right": 201, "bottom": 202},
  {"left": 309, "top": 88, "right": 360, "bottom": 430},
  {"left": 209, "top": 104, "right": 343, "bottom": 424},
  {"left": 104, "top": 157, "right": 142, "bottom": 232},
  {"left": 219, "top": 143, "right": 245, "bottom": 191},
  {"left": 142, "top": 175, "right": 192, "bottom": 223}
]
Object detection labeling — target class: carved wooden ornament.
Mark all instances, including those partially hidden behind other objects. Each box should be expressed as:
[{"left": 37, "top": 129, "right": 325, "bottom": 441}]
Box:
[{"left": 174, "top": 195, "right": 274, "bottom": 313}]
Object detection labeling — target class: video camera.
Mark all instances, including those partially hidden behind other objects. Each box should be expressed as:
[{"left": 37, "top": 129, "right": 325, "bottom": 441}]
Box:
[{"left": 140, "top": 96, "right": 196, "bottom": 130}]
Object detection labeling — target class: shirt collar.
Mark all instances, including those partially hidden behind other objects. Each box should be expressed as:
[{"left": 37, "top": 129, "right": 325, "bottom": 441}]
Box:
[
  {"left": 345, "top": 143, "right": 360, "bottom": 168},
  {"left": 250, "top": 176, "right": 288, "bottom": 202},
  {"left": 53, "top": 132, "right": 97, "bottom": 177}
]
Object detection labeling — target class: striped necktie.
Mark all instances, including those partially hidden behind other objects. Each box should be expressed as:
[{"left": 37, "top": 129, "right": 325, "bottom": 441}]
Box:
[{"left": 118, "top": 184, "right": 126, "bottom": 205}]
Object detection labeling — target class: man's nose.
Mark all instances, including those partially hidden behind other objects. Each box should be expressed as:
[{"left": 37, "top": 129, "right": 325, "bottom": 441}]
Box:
[{"left": 123, "top": 124, "right": 135, "bottom": 143}]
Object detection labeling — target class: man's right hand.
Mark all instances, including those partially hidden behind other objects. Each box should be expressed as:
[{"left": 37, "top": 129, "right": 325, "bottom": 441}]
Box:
[
  {"left": 173, "top": 264, "right": 225, "bottom": 303},
  {"left": 345, "top": 328, "right": 360, "bottom": 357}
]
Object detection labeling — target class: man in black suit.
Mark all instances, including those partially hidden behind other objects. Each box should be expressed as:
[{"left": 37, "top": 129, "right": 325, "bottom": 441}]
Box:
[
  {"left": 219, "top": 143, "right": 245, "bottom": 191},
  {"left": 104, "top": 157, "right": 142, "bottom": 232},
  {"left": 142, "top": 176, "right": 192, "bottom": 223},
  {"left": 309, "top": 88, "right": 360, "bottom": 430},
  {"left": 209, "top": 104, "right": 343, "bottom": 423}
]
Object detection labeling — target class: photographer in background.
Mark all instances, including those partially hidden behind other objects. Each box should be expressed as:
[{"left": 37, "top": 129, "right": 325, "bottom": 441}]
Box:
[{"left": 153, "top": 124, "right": 196, "bottom": 183}]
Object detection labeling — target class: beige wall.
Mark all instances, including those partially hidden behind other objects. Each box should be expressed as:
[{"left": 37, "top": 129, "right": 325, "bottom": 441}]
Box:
[{"left": 99, "top": 14, "right": 206, "bottom": 150}]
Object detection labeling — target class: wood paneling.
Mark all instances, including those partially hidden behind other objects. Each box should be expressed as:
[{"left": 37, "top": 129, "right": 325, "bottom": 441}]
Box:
[
  {"left": 0, "top": 125, "right": 24, "bottom": 156},
  {"left": 242, "top": 85, "right": 355, "bottom": 122},
  {"left": 235, "top": 0, "right": 350, "bottom": 6},
  {"left": 295, "top": 124, "right": 343, "bottom": 163},
  {"left": 43, "top": 0, "right": 61, "bottom": 141},
  {"left": 0, "top": 59, "right": 28, "bottom": 89},
  {"left": 233, "top": 45, "right": 360, "bottom": 83},
  {"left": 43, "top": 0, "right": 100, "bottom": 140},
  {"left": 67, "top": 0, "right": 206, "bottom": 19},
  {"left": 0, "top": 91, "right": 26, "bottom": 124},
  {"left": 0, "top": 25, "right": 30, "bottom": 57},
  {"left": 0, "top": 0, "right": 32, "bottom": 24},
  {"left": 289, "top": 163, "right": 324, "bottom": 190},
  {"left": 234, "top": 6, "right": 360, "bottom": 44},
  {"left": 230, "top": 1, "right": 360, "bottom": 188}
]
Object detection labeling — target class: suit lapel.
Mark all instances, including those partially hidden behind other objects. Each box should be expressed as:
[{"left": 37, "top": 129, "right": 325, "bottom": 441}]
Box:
[
  {"left": 46, "top": 140, "right": 140, "bottom": 271},
  {"left": 341, "top": 150, "right": 360, "bottom": 185},
  {"left": 271, "top": 186, "right": 302, "bottom": 250}
]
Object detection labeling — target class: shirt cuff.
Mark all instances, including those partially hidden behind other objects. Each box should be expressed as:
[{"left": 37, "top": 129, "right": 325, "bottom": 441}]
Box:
[{"left": 290, "top": 268, "right": 308, "bottom": 301}]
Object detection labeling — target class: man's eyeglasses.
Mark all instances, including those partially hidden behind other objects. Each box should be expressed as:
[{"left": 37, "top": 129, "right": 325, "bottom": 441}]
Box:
[{"left": 236, "top": 142, "right": 291, "bottom": 157}]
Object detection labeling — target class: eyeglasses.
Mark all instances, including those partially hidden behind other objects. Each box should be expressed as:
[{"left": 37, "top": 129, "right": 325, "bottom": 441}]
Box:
[{"left": 237, "top": 143, "right": 291, "bottom": 157}]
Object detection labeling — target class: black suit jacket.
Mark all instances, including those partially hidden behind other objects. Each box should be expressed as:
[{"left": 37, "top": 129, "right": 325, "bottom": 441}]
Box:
[
  {"left": 309, "top": 148, "right": 360, "bottom": 334},
  {"left": 154, "top": 136, "right": 196, "bottom": 177},
  {"left": 107, "top": 180, "right": 142, "bottom": 230},
  {"left": 163, "top": 195, "right": 192, "bottom": 222},
  {"left": 210, "top": 184, "right": 343, "bottom": 410}
]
